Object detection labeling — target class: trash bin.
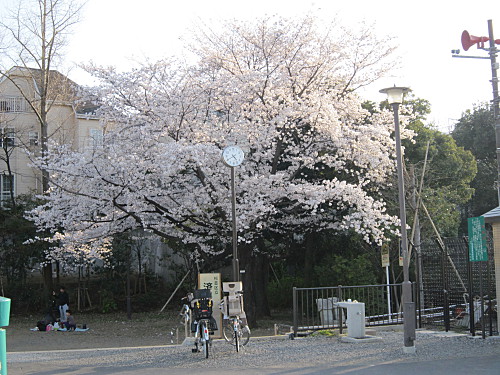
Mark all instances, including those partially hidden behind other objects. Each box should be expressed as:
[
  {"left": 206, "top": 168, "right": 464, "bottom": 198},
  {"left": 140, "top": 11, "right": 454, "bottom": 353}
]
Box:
[{"left": 0, "top": 296, "right": 11, "bottom": 375}]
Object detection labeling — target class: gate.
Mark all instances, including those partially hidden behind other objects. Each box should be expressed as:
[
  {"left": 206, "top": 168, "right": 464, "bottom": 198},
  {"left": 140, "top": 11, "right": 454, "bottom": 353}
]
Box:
[{"left": 419, "top": 237, "right": 497, "bottom": 336}]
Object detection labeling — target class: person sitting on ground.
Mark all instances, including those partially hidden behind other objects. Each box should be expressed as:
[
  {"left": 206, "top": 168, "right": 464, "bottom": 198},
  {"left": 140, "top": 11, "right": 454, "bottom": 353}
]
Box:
[{"left": 64, "top": 310, "right": 76, "bottom": 331}]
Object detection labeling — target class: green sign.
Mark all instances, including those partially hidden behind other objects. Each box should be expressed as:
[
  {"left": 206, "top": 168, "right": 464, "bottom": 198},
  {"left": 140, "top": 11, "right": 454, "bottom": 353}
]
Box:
[{"left": 467, "top": 216, "right": 488, "bottom": 262}]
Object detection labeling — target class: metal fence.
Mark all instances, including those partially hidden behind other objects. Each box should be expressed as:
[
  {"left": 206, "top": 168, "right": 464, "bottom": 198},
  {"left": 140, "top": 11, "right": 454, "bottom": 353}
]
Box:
[
  {"left": 291, "top": 237, "right": 498, "bottom": 337},
  {"left": 419, "top": 237, "right": 497, "bottom": 336},
  {"left": 292, "top": 284, "right": 406, "bottom": 336}
]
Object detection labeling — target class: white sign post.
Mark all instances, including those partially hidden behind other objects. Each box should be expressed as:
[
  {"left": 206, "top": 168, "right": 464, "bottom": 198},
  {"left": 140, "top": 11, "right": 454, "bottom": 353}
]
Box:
[{"left": 381, "top": 244, "right": 392, "bottom": 319}]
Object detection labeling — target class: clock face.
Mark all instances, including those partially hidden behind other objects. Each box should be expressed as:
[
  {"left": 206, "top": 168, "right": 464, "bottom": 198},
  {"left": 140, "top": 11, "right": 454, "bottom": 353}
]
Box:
[{"left": 222, "top": 145, "right": 244, "bottom": 167}]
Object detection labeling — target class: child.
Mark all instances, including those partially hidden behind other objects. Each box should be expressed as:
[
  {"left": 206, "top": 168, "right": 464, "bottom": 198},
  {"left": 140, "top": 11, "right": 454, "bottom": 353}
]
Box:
[{"left": 64, "top": 310, "right": 76, "bottom": 331}]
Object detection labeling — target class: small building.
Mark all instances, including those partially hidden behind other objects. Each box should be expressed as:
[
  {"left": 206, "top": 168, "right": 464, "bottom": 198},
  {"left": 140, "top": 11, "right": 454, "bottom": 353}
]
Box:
[{"left": 480, "top": 206, "right": 500, "bottom": 332}]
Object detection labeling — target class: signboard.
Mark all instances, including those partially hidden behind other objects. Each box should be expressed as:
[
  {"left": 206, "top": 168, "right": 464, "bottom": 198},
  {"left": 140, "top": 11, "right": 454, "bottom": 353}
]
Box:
[
  {"left": 198, "top": 273, "right": 222, "bottom": 338},
  {"left": 467, "top": 216, "right": 488, "bottom": 262},
  {"left": 381, "top": 244, "right": 390, "bottom": 267}
]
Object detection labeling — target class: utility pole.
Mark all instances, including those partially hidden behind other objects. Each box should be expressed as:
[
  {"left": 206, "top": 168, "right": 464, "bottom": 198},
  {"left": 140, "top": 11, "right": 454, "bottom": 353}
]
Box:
[
  {"left": 453, "top": 20, "right": 500, "bottom": 202},
  {"left": 488, "top": 21, "right": 500, "bottom": 204}
]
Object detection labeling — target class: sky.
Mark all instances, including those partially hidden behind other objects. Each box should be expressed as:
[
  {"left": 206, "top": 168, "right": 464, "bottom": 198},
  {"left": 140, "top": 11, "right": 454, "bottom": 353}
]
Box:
[{"left": 27, "top": 0, "right": 500, "bottom": 132}]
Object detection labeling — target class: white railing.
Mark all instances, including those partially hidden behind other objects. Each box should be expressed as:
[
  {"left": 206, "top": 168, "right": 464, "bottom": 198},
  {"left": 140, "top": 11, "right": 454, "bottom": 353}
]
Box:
[{"left": 0, "top": 96, "right": 29, "bottom": 113}]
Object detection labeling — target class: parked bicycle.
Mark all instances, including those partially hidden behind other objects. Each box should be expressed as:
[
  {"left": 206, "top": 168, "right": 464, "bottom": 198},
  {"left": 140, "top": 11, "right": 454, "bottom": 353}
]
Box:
[
  {"left": 220, "top": 282, "right": 251, "bottom": 352},
  {"left": 190, "top": 289, "right": 217, "bottom": 358},
  {"left": 222, "top": 314, "right": 250, "bottom": 352}
]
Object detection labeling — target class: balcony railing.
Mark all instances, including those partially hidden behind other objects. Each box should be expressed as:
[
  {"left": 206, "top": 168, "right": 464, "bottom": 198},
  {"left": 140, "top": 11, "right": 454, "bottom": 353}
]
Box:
[{"left": 0, "top": 96, "right": 29, "bottom": 113}]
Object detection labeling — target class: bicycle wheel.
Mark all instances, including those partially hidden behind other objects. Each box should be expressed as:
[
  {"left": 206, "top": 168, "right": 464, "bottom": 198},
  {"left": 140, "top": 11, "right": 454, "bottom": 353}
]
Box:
[
  {"left": 234, "top": 325, "right": 240, "bottom": 352},
  {"left": 222, "top": 321, "right": 235, "bottom": 344},
  {"left": 203, "top": 338, "right": 209, "bottom": 358},
  {"left": 239, "top": 324, "right": 250, "bottom": 346},
  {"left": 201, "top": 321, "right": 209, "bottom": 358}
]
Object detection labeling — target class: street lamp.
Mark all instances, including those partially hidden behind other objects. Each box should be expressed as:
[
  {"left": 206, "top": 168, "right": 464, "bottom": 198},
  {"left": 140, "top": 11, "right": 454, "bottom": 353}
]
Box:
[{"left": 380, "top": 85, "right": 416, "bottom": 354}]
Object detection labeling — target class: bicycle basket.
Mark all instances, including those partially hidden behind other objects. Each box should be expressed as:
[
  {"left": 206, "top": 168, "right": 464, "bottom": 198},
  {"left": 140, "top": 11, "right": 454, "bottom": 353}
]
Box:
[{"left": 193, "top": 289, "right": 212, "bottom": 299}]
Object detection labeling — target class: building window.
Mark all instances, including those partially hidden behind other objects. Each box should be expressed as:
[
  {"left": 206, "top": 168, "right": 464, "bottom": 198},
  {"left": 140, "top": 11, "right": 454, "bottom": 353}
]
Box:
[
  {"left": 0, "top": 174, "right": 14, "bottom": 206},
  {"left": 0, "top": 128, "right": 15, "bottom": 148},
  {"left": 29, "top": 131, "right": 39, "bottom": 146},
  {"left": 89, "top": 128, "right": 103, "bottom": 147}
]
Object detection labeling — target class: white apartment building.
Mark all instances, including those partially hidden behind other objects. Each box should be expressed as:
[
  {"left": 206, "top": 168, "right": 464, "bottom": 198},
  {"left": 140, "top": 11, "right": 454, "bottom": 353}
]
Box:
[{"left": 0, "top": 66, "right": 102, "bottom": 204}]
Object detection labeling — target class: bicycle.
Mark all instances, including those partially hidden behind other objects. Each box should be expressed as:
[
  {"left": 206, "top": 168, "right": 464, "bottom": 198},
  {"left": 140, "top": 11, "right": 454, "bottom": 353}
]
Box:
[
  {"left": 179, "top": 297, "right": 192, "bottom": 340},
  {"left": 190, "top": 289, "right": 216, "bottom": 359},
  {"left": 192, "top": 317, "right": 212, "bottom": 358},
  {"left": 222, "top": 315, "right": 250, "bottom": 352},
  {"left": 220, "top": 284, "right": 251, "bottom": 352}
]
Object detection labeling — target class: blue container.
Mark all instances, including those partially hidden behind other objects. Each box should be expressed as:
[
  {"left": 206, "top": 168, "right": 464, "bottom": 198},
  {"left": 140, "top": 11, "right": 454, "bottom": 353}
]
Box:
[
  {"left": 0, "top": 329, "right": 5, "bottom": 375},
  {"left": 0, "top": 297, "right": 10, "bottom": 375},
  {"left": 0, "top": 298, "right": 10, "bottom": 327}
]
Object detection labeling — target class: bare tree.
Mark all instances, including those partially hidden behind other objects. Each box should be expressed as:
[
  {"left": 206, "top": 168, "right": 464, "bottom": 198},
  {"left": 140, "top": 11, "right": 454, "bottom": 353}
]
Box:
[
  {"left": 0, "top": 0, "right": 85, "bottom": 193},
  {"left": 0, "top": 0, "right": 85, "bottom": 292}
]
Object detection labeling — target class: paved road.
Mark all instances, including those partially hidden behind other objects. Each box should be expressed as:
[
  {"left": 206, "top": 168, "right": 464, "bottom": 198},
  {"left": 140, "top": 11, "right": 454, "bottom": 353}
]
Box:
[
  {"left": 6, "top": 331, "right": 500, "bottom": 375},
  {"left": 7, "top": 354, "right": 500, "bottom": 375}
]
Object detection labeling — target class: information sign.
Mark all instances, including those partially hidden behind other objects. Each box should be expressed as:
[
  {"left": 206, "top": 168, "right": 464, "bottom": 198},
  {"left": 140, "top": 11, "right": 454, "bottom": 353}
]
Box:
[{"left": 467, "top": 216, "right": 488, "bottom": 262}]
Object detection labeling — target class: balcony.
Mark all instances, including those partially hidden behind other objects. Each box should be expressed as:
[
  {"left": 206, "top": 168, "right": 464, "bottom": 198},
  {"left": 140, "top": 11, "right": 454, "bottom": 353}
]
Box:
[{"left": 0, "top": 96, "right": 29, "bottom": 113}]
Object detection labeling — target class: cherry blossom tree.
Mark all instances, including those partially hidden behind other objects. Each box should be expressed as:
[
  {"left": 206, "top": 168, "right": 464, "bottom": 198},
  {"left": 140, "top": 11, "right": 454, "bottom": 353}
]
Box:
[{"left": 28, "top": 15, "right": 407, "bottom": 320}]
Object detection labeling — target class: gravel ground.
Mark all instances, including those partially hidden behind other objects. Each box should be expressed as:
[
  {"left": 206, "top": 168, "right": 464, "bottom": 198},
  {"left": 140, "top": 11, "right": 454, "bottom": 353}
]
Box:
[{"left": 7, "top": 327, "right": 500, "bottom": 370}]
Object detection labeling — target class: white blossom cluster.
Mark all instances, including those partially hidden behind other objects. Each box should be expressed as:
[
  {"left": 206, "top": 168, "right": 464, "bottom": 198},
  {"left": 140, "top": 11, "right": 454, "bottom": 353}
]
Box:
[{"left": 28, "top": 16, "right": 406, "bottom": 264}]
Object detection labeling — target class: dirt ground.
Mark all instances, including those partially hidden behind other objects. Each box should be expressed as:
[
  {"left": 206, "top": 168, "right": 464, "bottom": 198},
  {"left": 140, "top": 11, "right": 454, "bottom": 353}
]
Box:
[{"left": 5, "top": 310, "right": 287, "bottom": 352}]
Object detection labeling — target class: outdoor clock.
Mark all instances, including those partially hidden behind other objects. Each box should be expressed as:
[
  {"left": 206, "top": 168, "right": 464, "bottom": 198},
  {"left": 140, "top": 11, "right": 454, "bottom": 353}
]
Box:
[{"left": 222, "top": 145, "right": 244, "bottom": 167}]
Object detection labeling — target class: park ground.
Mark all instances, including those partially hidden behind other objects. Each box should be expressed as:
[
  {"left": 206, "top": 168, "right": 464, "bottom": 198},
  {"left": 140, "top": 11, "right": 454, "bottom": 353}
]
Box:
[{"left": 5, "top": 310, "right": 285, "bottom": 352}]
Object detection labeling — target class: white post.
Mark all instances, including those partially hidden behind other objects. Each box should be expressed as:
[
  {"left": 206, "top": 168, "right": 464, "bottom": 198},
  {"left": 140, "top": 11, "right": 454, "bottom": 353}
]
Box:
[{"left": 386, "top": 265, "right": 392, "bottom": 319}]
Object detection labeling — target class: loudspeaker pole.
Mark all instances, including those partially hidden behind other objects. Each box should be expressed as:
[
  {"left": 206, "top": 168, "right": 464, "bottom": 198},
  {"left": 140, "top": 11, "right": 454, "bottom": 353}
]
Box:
[{"left": 453, "top": 20, "right": 500, "bottom": 203}]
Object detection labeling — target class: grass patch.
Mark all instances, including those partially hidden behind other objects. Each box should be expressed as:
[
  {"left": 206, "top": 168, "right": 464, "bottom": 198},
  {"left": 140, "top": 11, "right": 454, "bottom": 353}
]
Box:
[{"left": 310, "top": 329, "right": 338, "bottom": 337}]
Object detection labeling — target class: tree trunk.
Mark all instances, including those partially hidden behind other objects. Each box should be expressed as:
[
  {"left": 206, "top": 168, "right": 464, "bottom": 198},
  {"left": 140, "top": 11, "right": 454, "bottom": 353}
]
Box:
[
  {"left": 239, "top": 242, "right": 270, "bottom": 327},
  {"left": 42, "top": 263, "right": 53, "bottom": 297},
  {"left": 304, "top": 233, "right": 316, "bottom": 286}
]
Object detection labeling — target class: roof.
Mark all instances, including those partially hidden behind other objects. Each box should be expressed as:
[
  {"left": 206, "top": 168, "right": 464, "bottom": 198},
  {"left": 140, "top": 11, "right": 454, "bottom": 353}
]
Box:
[
  {"left": 2, "top": 66, "right": 100, "bottom": 114},
  {"left": 2, "top": 66, "right": 79, "bottom": 102},
  {"left": 482, "top": 205, "right": 500, "bottom": 223}
]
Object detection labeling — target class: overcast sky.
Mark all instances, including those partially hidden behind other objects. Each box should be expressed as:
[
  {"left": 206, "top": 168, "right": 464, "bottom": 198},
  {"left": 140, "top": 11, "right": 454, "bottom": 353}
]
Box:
[{"left": 19, "top": 0, "right": 500, "bottom": 132}]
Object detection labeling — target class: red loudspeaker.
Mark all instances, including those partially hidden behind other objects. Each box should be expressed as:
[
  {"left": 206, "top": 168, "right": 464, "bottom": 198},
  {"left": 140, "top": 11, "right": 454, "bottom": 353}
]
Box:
[{"left": 461, "top": 30, "right": 489, "bottom": 51}]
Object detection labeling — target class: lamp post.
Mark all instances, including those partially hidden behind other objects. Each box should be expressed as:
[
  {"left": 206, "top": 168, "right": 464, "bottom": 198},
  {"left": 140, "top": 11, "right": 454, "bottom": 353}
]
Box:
[{"left": 380, "top": 85, "right": 416, "bottom": 354}]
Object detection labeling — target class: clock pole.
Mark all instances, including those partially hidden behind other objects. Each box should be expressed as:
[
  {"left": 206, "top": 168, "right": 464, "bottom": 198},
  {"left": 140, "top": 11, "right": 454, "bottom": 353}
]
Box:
[
  {"left": 222, "top": 145, "right": 244, "bottom": 282},
  {"left": 231, "top": 166, "right": 239, "bottom": 281}
]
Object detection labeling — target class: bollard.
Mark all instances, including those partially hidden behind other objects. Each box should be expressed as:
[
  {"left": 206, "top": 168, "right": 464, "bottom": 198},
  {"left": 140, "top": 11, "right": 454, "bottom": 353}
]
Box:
[{"left": 0, "top": 297, "right": 11, "bottom": 375}]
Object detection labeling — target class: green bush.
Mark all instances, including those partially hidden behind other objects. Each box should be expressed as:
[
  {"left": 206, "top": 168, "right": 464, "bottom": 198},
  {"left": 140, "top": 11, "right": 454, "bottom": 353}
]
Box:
[
  {"left": 314, "top": 253, "right": 378, "bottom": 287},
  {"left": 267, "top": 276, "right": 305, "bottom": 309},
  {"left": 99, "top": 290, "right": 118, "bottom": 313}
]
